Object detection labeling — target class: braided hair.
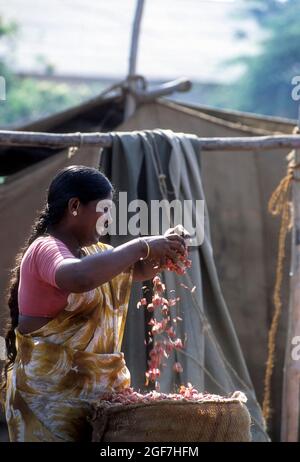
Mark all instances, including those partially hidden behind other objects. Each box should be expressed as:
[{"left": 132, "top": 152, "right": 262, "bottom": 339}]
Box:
[{"left": 1, "top": 165, "right": 113, "bottom": 396}]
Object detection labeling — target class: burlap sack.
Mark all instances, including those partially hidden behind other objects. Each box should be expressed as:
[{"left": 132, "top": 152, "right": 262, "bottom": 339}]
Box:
[{"left": 90, "top": 397, "right": 252, "bottom": 442}]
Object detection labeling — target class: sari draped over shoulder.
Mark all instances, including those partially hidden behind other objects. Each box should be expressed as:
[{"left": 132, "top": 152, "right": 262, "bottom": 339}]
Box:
[{"left": 5, "top": 242, "right": 134, "bottom": 442}]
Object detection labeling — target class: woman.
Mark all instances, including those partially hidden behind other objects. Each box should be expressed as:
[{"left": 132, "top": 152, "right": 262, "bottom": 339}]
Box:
[{"left": 1, "top": 165, "right": 187, "bottom": 442}]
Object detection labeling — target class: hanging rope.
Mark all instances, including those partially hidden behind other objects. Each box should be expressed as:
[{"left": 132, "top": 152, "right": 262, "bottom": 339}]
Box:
[
  {"left": 67, "top": 132, "right": 84, "bottom": 158},
  {"left": 262, "top": 126, "right": 300, "bottom": 425}
]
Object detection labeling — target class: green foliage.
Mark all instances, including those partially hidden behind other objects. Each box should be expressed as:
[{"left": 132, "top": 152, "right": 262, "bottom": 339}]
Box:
[
  {"left": 1, "top": 78, "right": 94, "bottom": 126},
  {"left": 0, "top": 16, "right": 18, "bottom": 38},
  {"left": 214, "top": 0, "right": 300, "bottom": 118},
  {"left": 0, "top": 15, "right": 97, "bottom": 127}
]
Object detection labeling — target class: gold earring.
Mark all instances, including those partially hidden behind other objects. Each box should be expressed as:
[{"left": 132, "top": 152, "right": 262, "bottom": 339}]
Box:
[{"left": 72, "top": 211, "right": 78, "bottom": 216}]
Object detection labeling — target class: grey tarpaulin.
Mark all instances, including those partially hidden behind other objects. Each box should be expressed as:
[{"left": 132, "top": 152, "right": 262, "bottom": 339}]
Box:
[{"left": 99, "top": 129, "right": 269, "bottom": 442}]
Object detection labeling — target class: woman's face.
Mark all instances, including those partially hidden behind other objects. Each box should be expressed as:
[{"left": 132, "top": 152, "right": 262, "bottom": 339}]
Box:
[{"left": 74, "top": 191, "right": 114, "bottom": 246}]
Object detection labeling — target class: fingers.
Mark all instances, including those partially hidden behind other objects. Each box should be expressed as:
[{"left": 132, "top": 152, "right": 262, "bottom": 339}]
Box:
[
  {"left": 158, "top": 256, "right": 167, "bottom": 268},
  {"left": 170, "top": 242, "right": 186, "bottom": 255},
  {"left": 166, "top": 249, "right": 180, "bottom": 262},
  {"left": 167, "top": 238, "right": 186, "bottom": 256},
  {"left": 166, "top": 234, "right": 187, "bottom": 248},
  {"left": 147, "top": 254, "right": 168, "bottom": 271},
  {"left": 166, "top": 233, "right": 185, "bottom": 242}
]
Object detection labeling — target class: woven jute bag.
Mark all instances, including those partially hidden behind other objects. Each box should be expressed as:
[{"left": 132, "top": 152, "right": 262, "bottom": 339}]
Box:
[{"left": 90, "top": 395, "right": 252, "bottom": 442}]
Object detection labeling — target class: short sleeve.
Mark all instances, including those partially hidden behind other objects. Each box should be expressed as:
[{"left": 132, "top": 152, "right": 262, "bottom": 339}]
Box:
[{"left": 33, "top": 237, "right": 76, "bottom": 287}]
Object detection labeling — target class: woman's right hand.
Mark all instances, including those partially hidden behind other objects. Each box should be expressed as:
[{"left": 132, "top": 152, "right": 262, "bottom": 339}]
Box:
[{"left": 140, "top": 235, "right": 187, "bottom": 263}]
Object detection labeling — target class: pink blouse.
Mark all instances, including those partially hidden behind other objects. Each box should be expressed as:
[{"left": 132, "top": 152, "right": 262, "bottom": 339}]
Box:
[{"left": 18, "top": 235, "right": 76, "bottom": 317}]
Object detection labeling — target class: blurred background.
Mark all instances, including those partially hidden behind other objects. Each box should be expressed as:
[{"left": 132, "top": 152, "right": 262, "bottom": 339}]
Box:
[
  {"left": 1, "top": 0, "right": 300, "bottom": 442},
  {"left": 1, "top": 0, "right": 299, "bottom": 128}
]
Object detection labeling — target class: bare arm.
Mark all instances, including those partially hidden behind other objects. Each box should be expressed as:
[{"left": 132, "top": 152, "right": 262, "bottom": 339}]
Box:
[
  {"left": 55, "top": 239, "right": 145, "bottom": 293},
  {"left": 55, "top": 235, "right": 186, "bottom": 292}
]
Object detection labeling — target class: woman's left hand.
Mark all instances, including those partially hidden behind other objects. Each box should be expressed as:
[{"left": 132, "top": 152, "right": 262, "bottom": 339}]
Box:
[{"left": 164, "top": 225, "right": 191, "bottom": 240}]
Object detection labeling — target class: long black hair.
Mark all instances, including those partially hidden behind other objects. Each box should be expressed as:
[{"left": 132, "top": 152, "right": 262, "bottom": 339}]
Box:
[{"left": 1, "top": 165, "right": 113, "bottom": 396}]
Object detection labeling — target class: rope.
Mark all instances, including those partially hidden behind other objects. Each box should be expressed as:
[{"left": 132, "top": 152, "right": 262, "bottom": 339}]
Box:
[
  {"left": 68, "top": 132, "right": 84, "bottom": 158},
  {"left": 262, "top": 126, "right": 300, "bottom": 426}
]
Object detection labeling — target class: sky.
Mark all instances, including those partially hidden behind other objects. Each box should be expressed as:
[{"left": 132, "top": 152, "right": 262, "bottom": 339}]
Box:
[{"left": 0, "top": 0, "right": 260, "bottom": 83}]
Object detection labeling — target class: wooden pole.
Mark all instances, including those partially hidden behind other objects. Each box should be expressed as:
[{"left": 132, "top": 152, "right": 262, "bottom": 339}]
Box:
[
  {"left": 281, "top": 106, "right": 300, "bottom": 442},
  {"left": 2, "top": 130, "right": 300, "bottom": 151},
  {"left": 132, "top": 77, "right": 192, "bottom": 102},
  {"left": 0, "top": 131, "right": 112, "bottom": 149},
  {"left": 128, "top": 0, "right": 145, "bottom": 77},
  {"left": 125, "top": 0, "right": 145, "bottom": 119}
]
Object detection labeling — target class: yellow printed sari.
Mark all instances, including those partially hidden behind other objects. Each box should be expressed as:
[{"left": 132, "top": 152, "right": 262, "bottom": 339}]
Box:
[{"left": 5, "top": 242, "right": 134, "bottom": 442}]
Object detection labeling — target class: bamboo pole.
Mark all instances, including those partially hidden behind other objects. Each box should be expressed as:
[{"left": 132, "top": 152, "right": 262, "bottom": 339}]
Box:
[
  {"left": 125, "top": 0, "right": 145, "bottom": 119},
  {"left": 0, "top": 131, "right": 112, "bottom": 149},
  {"left": 132, "top": 77, "right": 191, "bottom": 102},
  {"left": 2, "top": 130, "right": 300, "bottom": 151},
  {"left": 128, "top": 0, "right": 145, "bottom": 77},
  {"left": 281, "top": 107, "right": 300, "bottom": 442}
]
